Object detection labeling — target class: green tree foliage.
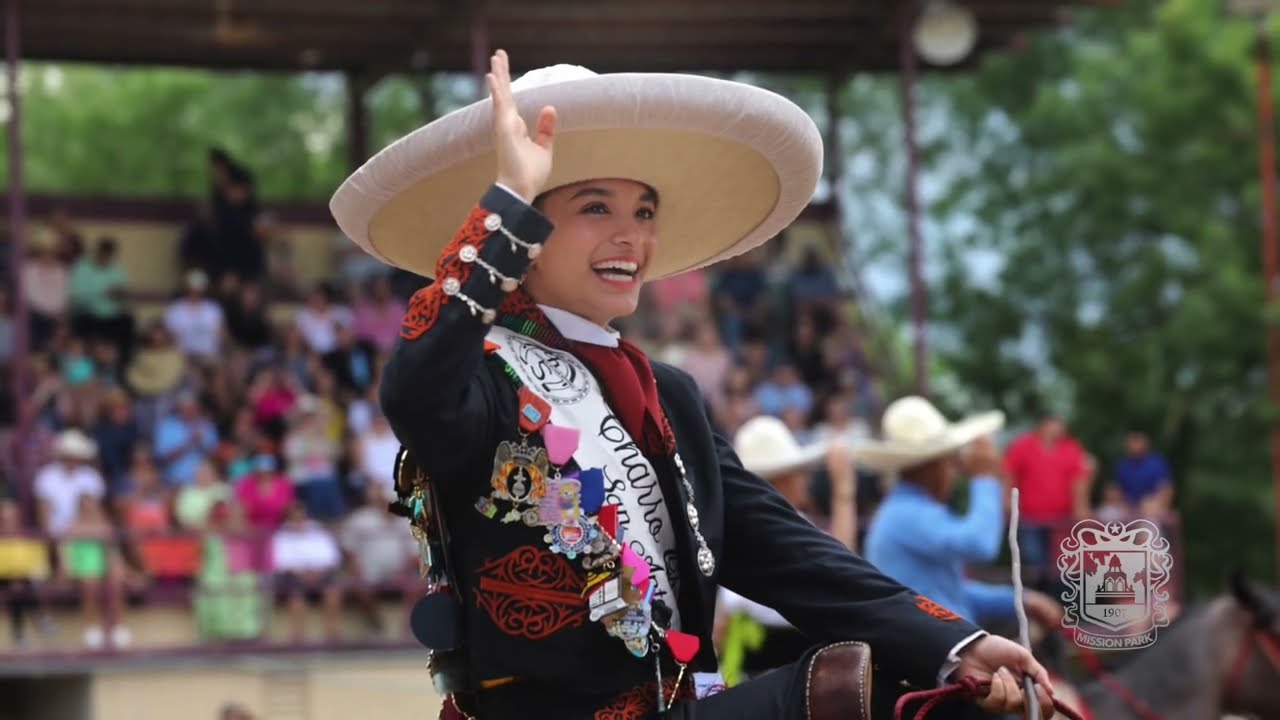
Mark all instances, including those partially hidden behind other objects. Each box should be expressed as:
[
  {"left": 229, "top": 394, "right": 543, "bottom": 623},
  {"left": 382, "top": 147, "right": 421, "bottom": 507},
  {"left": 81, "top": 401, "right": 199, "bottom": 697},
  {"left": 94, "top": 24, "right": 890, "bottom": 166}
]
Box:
[
  {"left": 928, "top": 0, "right": 1277, "bottom": 594},
  {"left": 0, "top": 65, "right": 475, "bottom": 201}
]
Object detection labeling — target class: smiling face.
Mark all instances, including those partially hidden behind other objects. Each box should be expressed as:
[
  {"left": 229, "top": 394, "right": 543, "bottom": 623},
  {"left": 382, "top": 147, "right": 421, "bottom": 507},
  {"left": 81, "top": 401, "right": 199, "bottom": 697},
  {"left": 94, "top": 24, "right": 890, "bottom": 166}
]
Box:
[{"left": 524, "top": 179, "right": 659, "bottom": 327}]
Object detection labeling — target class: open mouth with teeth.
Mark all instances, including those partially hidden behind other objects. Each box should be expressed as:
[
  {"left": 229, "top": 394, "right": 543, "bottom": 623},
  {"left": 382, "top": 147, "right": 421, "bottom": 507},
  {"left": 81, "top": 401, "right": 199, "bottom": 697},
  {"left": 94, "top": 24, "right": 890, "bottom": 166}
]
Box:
[{"left": 591, "top": 259, "right": 640, "bottom": 284}]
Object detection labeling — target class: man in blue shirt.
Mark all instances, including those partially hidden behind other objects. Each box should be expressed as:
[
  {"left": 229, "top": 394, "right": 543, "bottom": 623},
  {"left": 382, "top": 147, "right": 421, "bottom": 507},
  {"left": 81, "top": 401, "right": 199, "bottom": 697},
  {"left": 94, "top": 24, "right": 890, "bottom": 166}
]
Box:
[
  {"left": 862, "top": 397, "right": 1063, "bottom": 629},
  {"left": 1112, "top": 431, "right": 1174, "bottom": 516}
]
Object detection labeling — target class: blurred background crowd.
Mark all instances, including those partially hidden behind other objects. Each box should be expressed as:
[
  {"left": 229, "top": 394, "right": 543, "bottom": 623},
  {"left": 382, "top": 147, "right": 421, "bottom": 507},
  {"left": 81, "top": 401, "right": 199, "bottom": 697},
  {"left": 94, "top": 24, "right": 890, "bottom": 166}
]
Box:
[{"left": 0, "top": 150, "right": 1180, "bottom": 653}]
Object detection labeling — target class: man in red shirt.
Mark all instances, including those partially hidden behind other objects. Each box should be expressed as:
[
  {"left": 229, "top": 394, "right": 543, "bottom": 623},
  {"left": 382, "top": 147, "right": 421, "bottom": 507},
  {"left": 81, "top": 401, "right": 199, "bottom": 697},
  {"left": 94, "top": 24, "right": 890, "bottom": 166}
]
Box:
[{"left": 1003, "top": 415, "right": 1091, "bottom": 591}]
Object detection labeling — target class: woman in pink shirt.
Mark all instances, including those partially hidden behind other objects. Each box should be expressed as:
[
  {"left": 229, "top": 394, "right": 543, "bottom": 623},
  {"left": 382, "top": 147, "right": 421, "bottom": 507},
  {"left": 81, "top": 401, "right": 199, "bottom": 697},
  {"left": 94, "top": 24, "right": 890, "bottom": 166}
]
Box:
[
  {"left": 248, "top": 366, "right": 297, "bottom": 441},
  {"left": 234, "top": 455, "right": 295, "bottom": 531}
]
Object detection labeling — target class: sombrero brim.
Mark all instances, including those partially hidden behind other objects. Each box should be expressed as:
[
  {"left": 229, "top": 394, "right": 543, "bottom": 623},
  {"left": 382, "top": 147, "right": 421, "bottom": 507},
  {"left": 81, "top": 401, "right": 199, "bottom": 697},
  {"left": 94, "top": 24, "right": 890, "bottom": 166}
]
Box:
[
  {"left": 857, "top": 411, "right": 1005, "bottom": 474},
  {"left": 747, "top": 441, "right": 829, "bottom": 479},
  {"left": 745, "top": 428, "right": 866, "bottom": 479},
  {"left": 330, "top": 72, "right": 823, "bottom": 280}
]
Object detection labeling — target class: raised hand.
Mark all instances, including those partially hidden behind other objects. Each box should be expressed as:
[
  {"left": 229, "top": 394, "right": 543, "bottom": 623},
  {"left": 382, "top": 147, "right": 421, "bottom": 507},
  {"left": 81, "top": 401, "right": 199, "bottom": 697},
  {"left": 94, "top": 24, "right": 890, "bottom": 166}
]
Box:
[{"left": 487, "top": 49, "right": 557, "bottom": 203}]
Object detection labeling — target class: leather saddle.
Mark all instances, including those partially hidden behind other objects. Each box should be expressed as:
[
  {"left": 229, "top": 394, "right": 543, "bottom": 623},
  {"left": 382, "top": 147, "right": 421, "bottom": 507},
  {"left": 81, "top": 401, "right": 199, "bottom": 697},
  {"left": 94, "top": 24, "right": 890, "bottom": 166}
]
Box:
[{"left": 806, "top": 641, "right": 874, "bottom": 720}]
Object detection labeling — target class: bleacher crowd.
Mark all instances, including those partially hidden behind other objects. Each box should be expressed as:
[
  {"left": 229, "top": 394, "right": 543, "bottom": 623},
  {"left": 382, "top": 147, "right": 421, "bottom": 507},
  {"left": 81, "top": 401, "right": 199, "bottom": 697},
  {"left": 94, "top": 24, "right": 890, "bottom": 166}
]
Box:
[
  {"left": 0, "top": 152, "right": 1178, "bottom": 658},
  {"left": 0, "top": 150, "right": 874, "bottom": 650}
]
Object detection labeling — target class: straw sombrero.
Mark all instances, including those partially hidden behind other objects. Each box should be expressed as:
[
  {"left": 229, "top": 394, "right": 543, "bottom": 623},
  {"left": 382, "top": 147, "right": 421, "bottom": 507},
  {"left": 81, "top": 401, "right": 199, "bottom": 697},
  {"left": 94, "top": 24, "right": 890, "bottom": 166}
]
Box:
[
  {"left": 733, "top": 416, "right": 830, "bottom": 479},
  {"left": 330, "top": 63, "right": 823, "bottom": 280},
  {"left": 53, "top": 429, "right": 97, "bottom": 461},
  {"left": 858, "top": 396, "right": 1005, "bottom": 473}
]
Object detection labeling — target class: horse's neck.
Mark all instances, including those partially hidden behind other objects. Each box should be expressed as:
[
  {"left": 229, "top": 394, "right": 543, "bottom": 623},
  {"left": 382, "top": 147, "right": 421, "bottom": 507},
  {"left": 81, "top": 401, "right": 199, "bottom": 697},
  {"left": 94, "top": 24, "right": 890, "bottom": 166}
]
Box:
[{"left": 1077, "top": 610, "right": 1221, "bottom": 720}]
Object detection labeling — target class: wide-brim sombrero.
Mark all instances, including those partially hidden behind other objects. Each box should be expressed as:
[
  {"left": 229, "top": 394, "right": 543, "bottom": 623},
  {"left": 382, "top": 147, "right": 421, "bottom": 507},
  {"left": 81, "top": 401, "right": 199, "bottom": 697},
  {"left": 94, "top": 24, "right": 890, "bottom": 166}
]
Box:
[
  {"left": 734, "top": 415, "right": 858, "bottom": 480},
  {"left": 330, "top": 64, "right": 823, "bottom": 280},
  {"left": 857, "top": 396, "right": 1005, "bottom": 474}
]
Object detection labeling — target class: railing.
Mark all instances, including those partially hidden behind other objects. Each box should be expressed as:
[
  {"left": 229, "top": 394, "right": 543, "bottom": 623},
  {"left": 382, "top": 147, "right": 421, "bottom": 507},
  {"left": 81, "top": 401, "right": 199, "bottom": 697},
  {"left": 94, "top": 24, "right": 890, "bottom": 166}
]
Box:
[{"left": 0, "top": 527, "right": 429, "bottom": 661}]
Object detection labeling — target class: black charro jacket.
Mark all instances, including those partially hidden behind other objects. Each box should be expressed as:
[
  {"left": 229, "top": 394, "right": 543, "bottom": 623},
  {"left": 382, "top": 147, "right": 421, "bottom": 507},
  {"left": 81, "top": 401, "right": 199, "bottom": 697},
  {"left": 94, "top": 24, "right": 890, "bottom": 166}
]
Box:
[{"left": 379, "top": 185, "right": 982, "bottom": 717}]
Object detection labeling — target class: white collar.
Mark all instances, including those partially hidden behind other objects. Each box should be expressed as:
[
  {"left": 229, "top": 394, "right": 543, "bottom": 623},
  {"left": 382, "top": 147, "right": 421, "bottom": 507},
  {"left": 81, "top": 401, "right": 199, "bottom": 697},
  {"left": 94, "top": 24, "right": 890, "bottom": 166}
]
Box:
[{"left": 538, "top": 304, "right": 619, "bottom": 348}]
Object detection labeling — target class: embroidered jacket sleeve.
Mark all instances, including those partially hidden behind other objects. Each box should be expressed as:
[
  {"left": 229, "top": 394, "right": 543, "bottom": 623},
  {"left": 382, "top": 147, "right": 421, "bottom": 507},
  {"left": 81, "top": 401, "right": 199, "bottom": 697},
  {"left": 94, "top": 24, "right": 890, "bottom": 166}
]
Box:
[
  {"left": 378, "top": 184, "right": 553, "bottom": 480},
  {"left": 711, "top": 425, "right": 982, "bottom": 689}
]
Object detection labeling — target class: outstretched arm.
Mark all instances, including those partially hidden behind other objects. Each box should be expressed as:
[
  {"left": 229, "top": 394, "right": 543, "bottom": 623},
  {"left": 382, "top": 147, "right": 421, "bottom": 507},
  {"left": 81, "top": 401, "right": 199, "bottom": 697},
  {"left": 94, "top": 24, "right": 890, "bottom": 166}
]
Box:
[{"left": 378, "top": 50, "right": 558, "bottom": 481}]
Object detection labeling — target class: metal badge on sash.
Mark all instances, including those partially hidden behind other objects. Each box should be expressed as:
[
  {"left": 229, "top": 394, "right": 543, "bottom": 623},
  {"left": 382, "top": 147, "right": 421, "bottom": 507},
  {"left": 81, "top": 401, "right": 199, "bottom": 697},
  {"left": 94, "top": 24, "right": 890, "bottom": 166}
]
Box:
[{"left": 487, "top": 387, "right": 552, "bottom": 523}]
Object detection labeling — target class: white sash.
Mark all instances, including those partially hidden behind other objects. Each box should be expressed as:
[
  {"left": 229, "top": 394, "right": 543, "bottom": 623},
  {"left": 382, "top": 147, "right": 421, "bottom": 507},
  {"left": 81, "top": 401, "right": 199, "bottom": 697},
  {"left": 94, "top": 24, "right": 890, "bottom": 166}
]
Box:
[{"left": 487, "top": 326, "right": 682, "bottom": 631}]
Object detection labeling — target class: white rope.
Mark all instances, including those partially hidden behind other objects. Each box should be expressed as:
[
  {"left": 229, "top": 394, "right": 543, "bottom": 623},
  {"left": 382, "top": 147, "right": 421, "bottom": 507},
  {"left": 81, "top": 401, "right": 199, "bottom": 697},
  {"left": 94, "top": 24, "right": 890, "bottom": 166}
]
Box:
[{"left": 1008, "top": 487, "right": 1042, "bottom": 718}]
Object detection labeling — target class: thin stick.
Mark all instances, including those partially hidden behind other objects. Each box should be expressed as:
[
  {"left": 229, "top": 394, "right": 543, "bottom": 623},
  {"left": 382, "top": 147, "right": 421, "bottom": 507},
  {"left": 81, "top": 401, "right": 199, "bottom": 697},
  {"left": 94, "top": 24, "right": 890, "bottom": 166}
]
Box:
[{"left": 1009, "top": 488, "right": 1041, "bottom": 719}]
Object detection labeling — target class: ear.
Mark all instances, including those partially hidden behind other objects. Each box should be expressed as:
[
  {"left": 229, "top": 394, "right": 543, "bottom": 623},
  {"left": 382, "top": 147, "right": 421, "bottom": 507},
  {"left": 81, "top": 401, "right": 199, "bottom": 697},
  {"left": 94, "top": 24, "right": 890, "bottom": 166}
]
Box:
[{"left": 1229, "top": 568, "right": 1275, "bottom": 626}]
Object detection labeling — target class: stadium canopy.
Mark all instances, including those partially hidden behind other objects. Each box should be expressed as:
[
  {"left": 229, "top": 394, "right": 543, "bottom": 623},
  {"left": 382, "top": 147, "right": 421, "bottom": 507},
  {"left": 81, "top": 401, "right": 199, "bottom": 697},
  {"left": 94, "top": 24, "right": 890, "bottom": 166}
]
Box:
[{"left": 20, "top": 0, "right": 1101, "bottom": 74}]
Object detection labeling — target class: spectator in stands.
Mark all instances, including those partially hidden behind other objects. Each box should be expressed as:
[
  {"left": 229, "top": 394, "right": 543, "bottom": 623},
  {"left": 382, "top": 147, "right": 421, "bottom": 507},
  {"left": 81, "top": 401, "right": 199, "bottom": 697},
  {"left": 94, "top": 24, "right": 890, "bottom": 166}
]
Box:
[
  {"left": 208, "top": 148, "right": 265, "bottom": 284},
  {"left": 153, "top": 391, "right": 219, "bottom": 488},
  {"left": 716, "top": 366, "right": 761, "bottom": 436},
  {"left": 787, "top": 245, "right": 842, "bottom": 332},
  {"left": 788, "top": 313, "right": 828, "bottom": 391},
  {"left": 0, "top": 495, "right": 40, "bottom": 647},
  {"left": 350, "top": 274, "right": 406, "bottom": 355},
  {"left": 248, "top": 365, "right": 300, "bottom": 443},
  {"left": 234, "top": 454, "right": 294, "bottom": 533},
  {"left": 1112, "top": 431, "right": 1174, "bottom": 518},
  {"left": 222, "top": 281, "right": 274, "bottom": 356},
  {"left": 1002, "top": 414, "right": 1090, "bottom": 592},
  {"left": 117, "top": 446, "right": 162, "bottom": 507},
  {"left": 92, "top": 389, "right": 140, "bottom": 495},
  {"left": 60, "top": 493, "right": 130, "bottom": 648},
  {"left": 34, "top": 430, "right": 105, "bottom": 539},
  {"left": 194, "top": 500, "right": 265, "bottom": 643},
  {"left": 271, "top": 502, "right": 343, "bottom": 643},
  {"left": 339, "top": 484, "right": 415, "bottom": 633},
  {"left": 23, "top": 233, "right": 70, "bottom": 352},
  {"left": 124, "top": 320, "right": 188, "bottom": 435},
  {"left": 678, "top": 318, "right": 733, "bottom": 411},
  {"left": 116, "top": 456, "right": 172, "bottom": 536},
  {"left": 294, "top": 282, "right": 353, "bottom": 356},
  {"left": 163, "top": 270, "right": 225, "bottom": 362},
  {"left": 321, "top": 325, "right": 377, "bottom": 398},
  {"left": 175, "top": 460, "right": 231, "bottom": 531},
  {"left": 711, "top": 253, "right": 771, "bottom": 351},
  {"left": 282, "top": 396, "right": 345, "bottom": 523},
  {"left": 68, "top": 236, "right": 133, "bottom": 360},
  {"left": 754, "top": 362, "right": 814, "bottom": 420},
  {"left": 199, "top": 361, "right": 244, "bottom": 436},
  {"left": 348, "top": 406, "right": 399, "bottom": 501}
]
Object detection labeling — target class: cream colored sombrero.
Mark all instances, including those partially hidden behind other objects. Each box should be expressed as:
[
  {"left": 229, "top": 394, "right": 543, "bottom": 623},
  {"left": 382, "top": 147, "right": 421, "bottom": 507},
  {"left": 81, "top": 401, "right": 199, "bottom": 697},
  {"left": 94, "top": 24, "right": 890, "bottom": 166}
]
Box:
[
  {"left": 734, "top": 415, "right": 831, "bottom": 479},
  {"left": 330, "top": 63, "right": 823, "bottom": 280},
  {"left": 858, "top": 396, "right": 1005, "bottom": 473}
]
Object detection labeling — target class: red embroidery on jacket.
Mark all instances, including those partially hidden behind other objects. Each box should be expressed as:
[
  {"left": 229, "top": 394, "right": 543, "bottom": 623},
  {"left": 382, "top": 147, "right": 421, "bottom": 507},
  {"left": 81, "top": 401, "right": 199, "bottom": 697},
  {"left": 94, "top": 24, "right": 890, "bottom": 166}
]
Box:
[
  {"left": 914, "top": 594, "right": 961, "bottom": 621},
  {"left": 593, "top": 678, "right": 696, "bottom": 720},
  {"left": 401, "top": 285, "right": 444, "bottom": 341},
  {"left": 399, "top": 206, "right": 492, "bottom": 340},
  {"left": 474, "top": 545, "right": 587, "bottom": 640}
]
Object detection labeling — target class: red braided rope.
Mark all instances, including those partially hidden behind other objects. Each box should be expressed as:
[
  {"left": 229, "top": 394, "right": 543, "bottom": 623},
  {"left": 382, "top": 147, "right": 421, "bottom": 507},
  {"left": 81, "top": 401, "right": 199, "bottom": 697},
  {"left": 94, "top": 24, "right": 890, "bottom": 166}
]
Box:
[{"left": 893, "top": 676, "right": 1088, "bottom": 720}]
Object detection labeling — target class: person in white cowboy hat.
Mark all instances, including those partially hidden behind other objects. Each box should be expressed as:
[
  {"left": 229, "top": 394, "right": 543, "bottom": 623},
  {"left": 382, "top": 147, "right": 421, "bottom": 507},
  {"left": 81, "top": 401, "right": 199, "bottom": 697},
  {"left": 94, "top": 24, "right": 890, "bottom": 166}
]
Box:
[
  {"left": 333, "top": 49, "right": 1053, "bottom": 719},
  {"left": 861, "top": 397, "right": 1065, "bottom": 654},
  {"left": 34, "top": 429, "right": 105, "bottom": 540},
  {"left": 714, "top": 415, "right": 857, "bottom": 685}
]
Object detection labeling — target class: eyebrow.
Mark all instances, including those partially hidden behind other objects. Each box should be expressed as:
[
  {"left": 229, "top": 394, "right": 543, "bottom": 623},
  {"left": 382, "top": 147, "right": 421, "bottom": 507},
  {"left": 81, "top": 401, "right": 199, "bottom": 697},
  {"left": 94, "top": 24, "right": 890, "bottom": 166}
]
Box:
[{"left": 568, "top": 185, "right": 659, "bottom": 207}]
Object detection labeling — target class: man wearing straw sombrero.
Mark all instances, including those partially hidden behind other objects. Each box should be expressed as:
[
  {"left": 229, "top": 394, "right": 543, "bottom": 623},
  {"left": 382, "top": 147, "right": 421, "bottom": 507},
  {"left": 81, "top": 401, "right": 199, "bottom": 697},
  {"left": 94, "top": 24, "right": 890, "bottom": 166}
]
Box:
[
  {"left": 862, "top": 398, "right": 1066, "bottom": 705},
  {"left": 331, "top": 50, "right": 1054, "bottom": 719}
]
